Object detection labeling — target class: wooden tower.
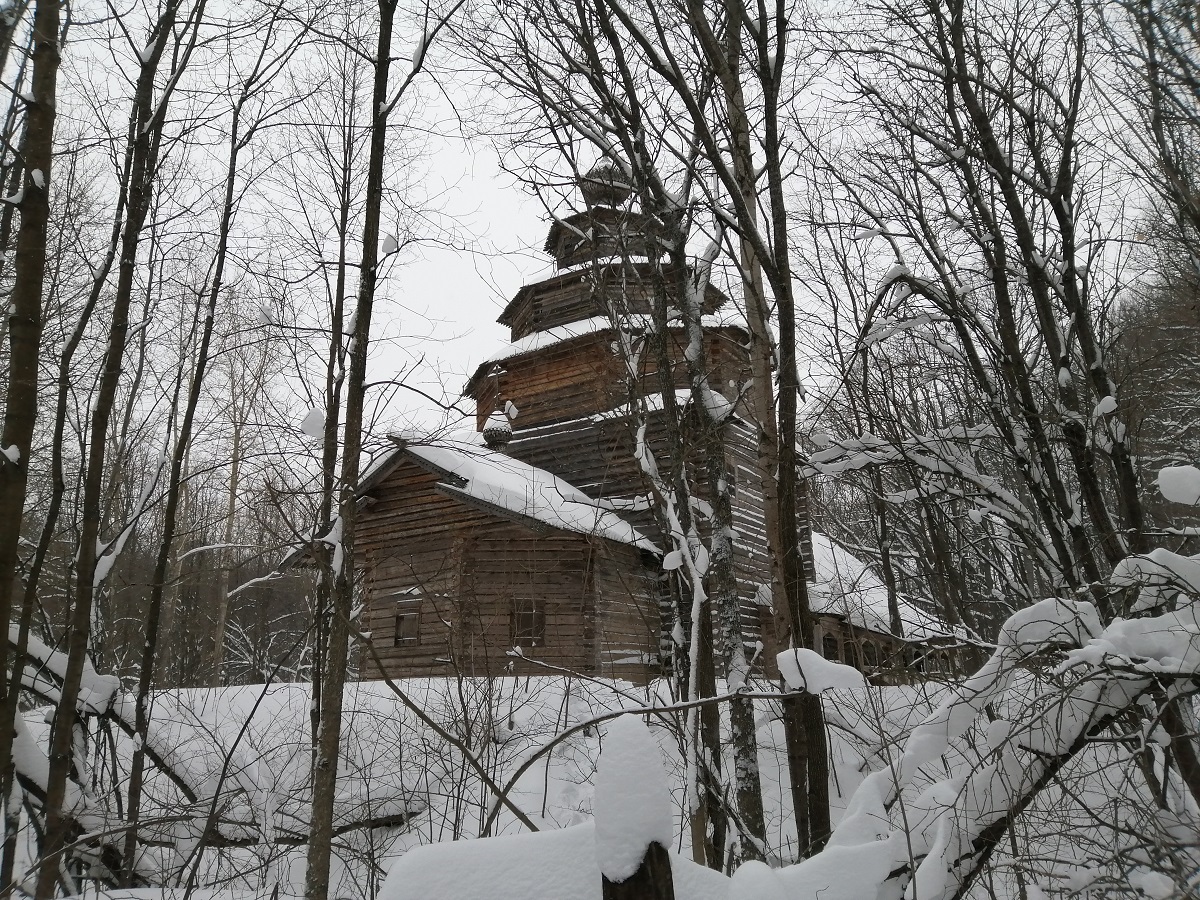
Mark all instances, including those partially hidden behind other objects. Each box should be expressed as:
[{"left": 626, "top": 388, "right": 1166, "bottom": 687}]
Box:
[
  {"left": 351, "top": 166, "right": 942, "bottom": 684},
  {"left": 463, "top": 165, "right": 779, "bottom": 670}
]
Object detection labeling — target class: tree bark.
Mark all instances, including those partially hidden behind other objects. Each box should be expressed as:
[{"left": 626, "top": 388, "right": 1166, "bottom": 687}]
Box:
[
  {"left": 0, "top": 2, "right": 58, "bottom": 893},
  {"left": 121, "top": 63, "right": 255, "bottom": 882},
  {"left": 36, "top": 3, "right": 198, "bottom": 893},
  {"left": 304, "top": 5, "right": 395, "bottom": 900},
  {"left": 602, "top": 841, "right": 675, "bottom": 900}
]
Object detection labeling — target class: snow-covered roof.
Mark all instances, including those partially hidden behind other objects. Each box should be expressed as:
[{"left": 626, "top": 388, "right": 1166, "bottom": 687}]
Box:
[
  {"left": 491, "top": 314, "right": 615, "bottom": 361},
  {"left": 389, "top": 434, "right": 658, "bottom": 553},
  {"left": 809, "top": 532, "right": 952, "bottom": 641}
]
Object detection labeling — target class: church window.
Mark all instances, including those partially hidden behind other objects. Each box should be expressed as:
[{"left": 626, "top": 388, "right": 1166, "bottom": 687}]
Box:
[{"left": 821, "top": 632, "right": 840, "bottom": 661}]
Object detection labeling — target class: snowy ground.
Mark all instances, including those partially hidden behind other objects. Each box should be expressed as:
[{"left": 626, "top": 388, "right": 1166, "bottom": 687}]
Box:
[
  {"left": 30, "top": 665, "right": 1178, "bottom": 900},
  {"left": 28, "top": 675, "right": 950, "bottom": 900}
]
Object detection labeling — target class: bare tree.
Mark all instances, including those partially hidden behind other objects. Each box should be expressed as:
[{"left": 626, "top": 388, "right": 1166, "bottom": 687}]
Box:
[
  {"left": 35, "top": 3, "right": 212, "bottom": 894},
  {"left": 120, "top": 4, "right": 311, "bottom": 881},
  {"left": 788, "top": 0, "right": 1200, "bottom": 881},
  {"left": 0, "top": 3, "right": 60, "bottom": 895},
  {"left": 1106, "top": 0, "right": 1200, "bottom": 267},
  {"left": 304, "top": 3, "right": 463, "bottom": 899}
]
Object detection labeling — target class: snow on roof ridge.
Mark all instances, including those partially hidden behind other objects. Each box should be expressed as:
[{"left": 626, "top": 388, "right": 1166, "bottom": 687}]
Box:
[
  {"left": 809, "top": 532, "right": 954, "bottom": 640},
  {"left": 498, "top": 389, "right": 727, "bottom": 435},
  {"left": 476, "top": 309, "right": 750, "bottom": 371},
  {"left": 591, "top": 389, "right": 696, "bottom": 421},
  {"left": 390, "top": 433, "right": 659, "bottom": 553}
]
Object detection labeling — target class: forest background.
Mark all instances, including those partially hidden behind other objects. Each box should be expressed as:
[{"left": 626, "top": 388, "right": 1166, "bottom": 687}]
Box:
[{"left": 1, "top": 0, "right": 1199, "bottom": 898}]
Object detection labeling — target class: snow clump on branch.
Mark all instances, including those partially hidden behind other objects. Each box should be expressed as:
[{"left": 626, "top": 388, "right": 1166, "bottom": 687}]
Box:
[{"left": 1157, "top": 465, "right": 1200, "bottom": 505}]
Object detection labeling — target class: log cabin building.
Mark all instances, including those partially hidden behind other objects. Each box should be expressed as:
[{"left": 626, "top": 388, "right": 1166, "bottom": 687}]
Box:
[{"left": 353, "top": 166, "right": 952, "bottom": 683}]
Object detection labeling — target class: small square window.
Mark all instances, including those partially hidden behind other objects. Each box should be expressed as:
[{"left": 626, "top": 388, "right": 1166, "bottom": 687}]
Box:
[
  {"left": 394, "top": 599, "right": 421, "bottom": 647},
  {"left": 512, "top": 599, "right": 546, "bottom": 648}
]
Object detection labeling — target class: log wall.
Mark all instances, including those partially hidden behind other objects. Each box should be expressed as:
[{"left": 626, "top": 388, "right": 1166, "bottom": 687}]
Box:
[
  {"left": 356, "top": 456, "right": 661, "bottom": 682},
  {"left": 358, "top": 460, "right": 488, "bottom": 678},
  {"left": 477, "top": 326, "right": 751, "bottom": 433},
  {"left": 591, "top": 543, "right": 664, "bottom": 681},
  {"left": 503, "top": 410, "right": 778, "bottom": 677},
  {"left": 497, "top": 264, "right": 729, "bottom": 343}
]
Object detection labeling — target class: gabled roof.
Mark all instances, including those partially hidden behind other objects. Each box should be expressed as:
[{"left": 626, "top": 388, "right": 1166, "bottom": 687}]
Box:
[
  {"left": 808, "top": 532, "right": 955, "bottom": 640},
  {"left": 373, "top": 434, "right": 659, "bottom": 553}
]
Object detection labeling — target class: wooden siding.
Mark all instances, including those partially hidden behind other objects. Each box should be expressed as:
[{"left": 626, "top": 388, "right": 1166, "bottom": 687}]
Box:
[
  {"left": 358, "top": 460, "right": 489, "bottom": 678},
  {"left": 456, "top": 525, "right": 593, "bottom": 676},
  {"left": 496, "top": 264, "right": 730, "bottom": 343},
  {"left": 502, "top": 412, "right": 777, "bottom": 678},
  {"left": 722, "top": 419, "right": 818, "bottom": 674},
  {"left": 590, "top": 542, "right": 663, "bottom": 680},
  {"left": 543, "top": 208, "right": 663, "bottom": 270},
  {"left": 488, "top": 335, "right": 624, "bottom": 430},
  {"left": 356, "top": 455, "right": 661, "bottom": 682},
  {"left": 475, "top": 326, "right": 751, "bottom": 433},
  {"left": 359, "top": 401, "right": 902, "bottom": 687}
]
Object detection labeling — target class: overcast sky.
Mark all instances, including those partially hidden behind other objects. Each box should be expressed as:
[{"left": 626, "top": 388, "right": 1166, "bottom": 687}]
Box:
[{"left": 370, "top": 119, "right": 552, "bottom": 435}]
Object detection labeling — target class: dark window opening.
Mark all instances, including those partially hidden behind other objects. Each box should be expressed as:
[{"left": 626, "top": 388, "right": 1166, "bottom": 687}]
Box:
[
  {"left": 863, "top": 641, "right": 880, "bottom": 669},
  {"left": 844, "top": 641, "right": 860, "bottom": 671},
  {"left": 512, "top": 599, "right": 546, "bottom": 648},
  {"left": 394, "top": 599, "right": 421, "bottom": 647},
  {"left": 821, "top": 632, "right": 840, "bottom": 661}
]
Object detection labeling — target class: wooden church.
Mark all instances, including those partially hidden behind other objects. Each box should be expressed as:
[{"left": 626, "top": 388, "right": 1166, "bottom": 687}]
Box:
[{"left": 353, "top": 166, "right": 948, "bottom": 683}]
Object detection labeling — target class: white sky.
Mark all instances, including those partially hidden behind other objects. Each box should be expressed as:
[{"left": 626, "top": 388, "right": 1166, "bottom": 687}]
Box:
[{"left": 370, "top": 126, "right": 551, "bottom": 434}]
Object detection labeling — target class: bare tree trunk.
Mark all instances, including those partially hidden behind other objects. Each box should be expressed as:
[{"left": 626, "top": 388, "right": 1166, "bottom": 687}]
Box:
[
  {"left": 0, "top": 0, "right": 55, "bottom": 732},
  {"left": 754, "top": 2, "right": 833, "bottom": 849},
  {"left": 123, "top": 10, "right": 305, "bottom": 871},
  {"left": 711, "top": 0, "right": 825, "bottom": 860},
  {"left": 0, "top": 10, "right": 32, "bottom": 306},
  {"left": 305, "top": 5, "right": 395, "bottom": 899},
  {"left": 861, "top": 363, "right": 903, "bottom": 639},
  {"left": 0, "top": 2, "right": 58, "bottom": 894},
  {"left": 36, "top": 4, "right": 200, "bottom": 893},
  {"left": 693, "top": 603, "right": 724, "bottom": 867},
  {"left": 682, "top": 0, "right": 832, "bottom": 853},
  {"left": 2, "top": 133, "right": 125, "bottom": 893},
  {"left": 210, "top": 416, "right": 242, "bottom": 685},
  {"left": 120, "top": 116, "right": 240, "bottom": 884},
  {"left": 666, "top": 230, "right": 767, "bottom": 863},
  {"left": 309, "top": 68, "right": 355, "bottom": 748}
]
